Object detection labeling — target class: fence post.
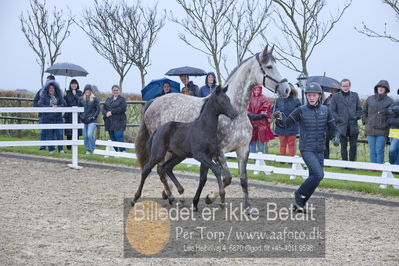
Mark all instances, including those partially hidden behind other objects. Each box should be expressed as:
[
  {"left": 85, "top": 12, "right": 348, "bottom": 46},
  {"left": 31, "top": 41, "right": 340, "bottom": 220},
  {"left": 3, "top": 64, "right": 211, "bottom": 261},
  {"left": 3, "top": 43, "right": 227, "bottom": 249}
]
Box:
[
  {"left": 254, "top": 152, "right": 269, "bottom": 175},
  {"left": 380, "top": 163, "right": 399, "bottom": 189},
  {"left": 290, "top": 155, "right": 307, "bottom": 180},
  {"left": 68, "top": 107, "right": 82, "bottom": 169}
]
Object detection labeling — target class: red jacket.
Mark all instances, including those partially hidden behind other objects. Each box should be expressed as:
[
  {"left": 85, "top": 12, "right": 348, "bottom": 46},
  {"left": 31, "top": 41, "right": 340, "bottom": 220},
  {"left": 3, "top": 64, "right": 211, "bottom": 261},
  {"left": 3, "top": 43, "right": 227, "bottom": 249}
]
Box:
[{"left": 248, "top": 86, "right": 274, "bottom": 142}]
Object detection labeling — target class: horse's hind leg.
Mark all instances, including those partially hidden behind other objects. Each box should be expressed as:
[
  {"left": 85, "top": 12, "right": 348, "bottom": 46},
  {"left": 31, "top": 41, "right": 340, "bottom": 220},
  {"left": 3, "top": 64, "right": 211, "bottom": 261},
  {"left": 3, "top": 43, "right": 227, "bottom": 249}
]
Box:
[
  {"left": 193, "top": 163, "right": 209, "bottom": 211},
  {"left": 131, "top": 159, "right": 158, "bottom": 207},
  {"left": 157, "top": 162, "right": 175, "bottom": 204},
  {"left": 162, "top": 155, "right": 185, "bottom": 195}
]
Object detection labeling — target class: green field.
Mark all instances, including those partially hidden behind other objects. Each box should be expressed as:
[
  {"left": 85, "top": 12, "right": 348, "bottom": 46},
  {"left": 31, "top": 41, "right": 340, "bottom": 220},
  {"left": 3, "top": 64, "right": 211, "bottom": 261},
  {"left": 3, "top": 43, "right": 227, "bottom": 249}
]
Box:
[{"left": 1, "top": 135, "right": 398, "bottom": 197}]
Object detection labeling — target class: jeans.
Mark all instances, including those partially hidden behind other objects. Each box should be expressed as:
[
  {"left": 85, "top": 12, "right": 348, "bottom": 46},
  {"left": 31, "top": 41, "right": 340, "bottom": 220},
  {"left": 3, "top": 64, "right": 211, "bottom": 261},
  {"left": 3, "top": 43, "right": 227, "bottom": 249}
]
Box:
[
  {"left": 249, "top": 140, "right": 264, "bottom": 153},
  {"left": 83, "top": 122, "right": 97, "bottom": 152},
  {"left": 108, "top": 130, "right": 126, "bottom": 152},
  {"left": 278, "top": 135, "right": 296, "bottom": 156},
  {"left": 367, "top": 136, "right": 387, "bottom": 163},
  {"left": 45, "top": 129, "right": 64, "bottom": 152},
  {"left": 340, "top": 133, "right": 358, "bottom": 161},
  {"left": 389, "top": 137, "right": 399, "bottom": 165},
  {"left": 39, "top": 117, "right": 46, "bottom": 149},
  {"left": 297, "top": 151, "right": 324, "bottom": 202}
]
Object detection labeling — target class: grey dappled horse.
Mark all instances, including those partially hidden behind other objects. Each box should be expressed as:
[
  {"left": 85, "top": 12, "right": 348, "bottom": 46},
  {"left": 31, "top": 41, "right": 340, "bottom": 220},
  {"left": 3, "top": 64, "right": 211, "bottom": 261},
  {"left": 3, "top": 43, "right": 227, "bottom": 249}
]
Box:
[
  {"left": 131, "top": 85, "right": 238, "bottom": 211},
  {"left": 135, "top": 45, "right": 290, "bottom": 209}
]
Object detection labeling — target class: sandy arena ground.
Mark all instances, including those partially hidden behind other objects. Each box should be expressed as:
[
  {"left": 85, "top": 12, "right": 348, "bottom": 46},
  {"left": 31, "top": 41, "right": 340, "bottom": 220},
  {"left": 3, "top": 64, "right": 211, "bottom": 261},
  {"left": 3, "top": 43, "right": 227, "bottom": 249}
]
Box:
[{"left": 0, "top": 151, "right": 398, "bottom": 265}]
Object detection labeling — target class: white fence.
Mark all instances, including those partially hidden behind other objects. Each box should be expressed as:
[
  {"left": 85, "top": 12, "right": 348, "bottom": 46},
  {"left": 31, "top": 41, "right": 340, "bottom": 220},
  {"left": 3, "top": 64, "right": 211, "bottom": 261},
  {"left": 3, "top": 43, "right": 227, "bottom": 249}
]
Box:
[
  {"left": 0, "top": 107, "right": 84, "bottom": 169},
  {"left": 93, "top": 140, "right": 399, "bottom": 189}
]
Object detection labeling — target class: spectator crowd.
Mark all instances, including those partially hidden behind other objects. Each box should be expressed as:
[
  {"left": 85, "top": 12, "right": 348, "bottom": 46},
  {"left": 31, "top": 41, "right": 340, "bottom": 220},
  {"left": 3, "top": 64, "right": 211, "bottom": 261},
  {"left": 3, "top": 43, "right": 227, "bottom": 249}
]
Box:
[{"left": 33, "top": 73, "right": 398, "bottom": 167}]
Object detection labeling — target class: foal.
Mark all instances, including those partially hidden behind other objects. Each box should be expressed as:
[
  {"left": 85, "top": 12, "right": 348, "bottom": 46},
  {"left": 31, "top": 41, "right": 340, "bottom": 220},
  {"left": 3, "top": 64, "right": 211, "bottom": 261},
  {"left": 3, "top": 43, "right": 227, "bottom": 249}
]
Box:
[{"left": 131, "top": 85, "right": 238, "bottom": 210}]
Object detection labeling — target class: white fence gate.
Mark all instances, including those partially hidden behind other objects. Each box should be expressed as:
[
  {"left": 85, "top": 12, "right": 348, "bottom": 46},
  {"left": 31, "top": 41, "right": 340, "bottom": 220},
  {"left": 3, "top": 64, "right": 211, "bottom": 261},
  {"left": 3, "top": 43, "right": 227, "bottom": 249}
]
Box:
[{"left": 0, "top": 107, "right": 84, "bottom": 169}]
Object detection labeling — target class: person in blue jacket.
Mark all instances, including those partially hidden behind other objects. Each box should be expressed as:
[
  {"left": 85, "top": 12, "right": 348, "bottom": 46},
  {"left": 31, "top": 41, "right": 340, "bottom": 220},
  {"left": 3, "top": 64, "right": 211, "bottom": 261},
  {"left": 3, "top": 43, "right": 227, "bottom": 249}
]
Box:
[
  {"left": 199, "top": 72, "right": 217, "bottom": 97},
  {"left": 37, "top": 80, "right": 66, "bottom": 153},
  {"left": 273, "top": 82, "right": 340, "bottom": 212},
  {"left": 274, "top": 84, "right": 301, "bottom": 156}
]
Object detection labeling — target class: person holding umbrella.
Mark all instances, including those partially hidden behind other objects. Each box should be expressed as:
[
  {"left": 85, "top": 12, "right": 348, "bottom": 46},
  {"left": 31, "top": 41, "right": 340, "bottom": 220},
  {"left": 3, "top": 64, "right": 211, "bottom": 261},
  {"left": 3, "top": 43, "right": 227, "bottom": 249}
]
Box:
[
  {"left": 102, "top": 85, "right": 127, "bottom": 152},
  {"left": 63, "top": 79, "right": 83, "bottom": 150},
  {"left": 180, "top": 74, "right": 200, "bottom": 96}
]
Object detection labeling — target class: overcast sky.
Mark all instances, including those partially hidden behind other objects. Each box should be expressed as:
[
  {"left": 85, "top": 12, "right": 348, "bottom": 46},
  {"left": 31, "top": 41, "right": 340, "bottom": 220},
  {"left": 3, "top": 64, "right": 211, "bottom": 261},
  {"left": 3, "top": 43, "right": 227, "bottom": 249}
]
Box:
[{"left": 0, "top": 0, "right": 398, "bottom": 98}]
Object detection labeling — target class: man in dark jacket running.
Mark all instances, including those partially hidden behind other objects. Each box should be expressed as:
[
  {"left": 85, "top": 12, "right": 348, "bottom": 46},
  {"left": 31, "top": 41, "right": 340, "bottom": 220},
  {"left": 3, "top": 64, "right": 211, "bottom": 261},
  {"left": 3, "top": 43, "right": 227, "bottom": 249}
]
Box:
[
  {"left": 273, "top": 82, "right": 340, "bottom": 212},
  {"left": 330, "top": 79, "right": 362, "bottom": 161}
]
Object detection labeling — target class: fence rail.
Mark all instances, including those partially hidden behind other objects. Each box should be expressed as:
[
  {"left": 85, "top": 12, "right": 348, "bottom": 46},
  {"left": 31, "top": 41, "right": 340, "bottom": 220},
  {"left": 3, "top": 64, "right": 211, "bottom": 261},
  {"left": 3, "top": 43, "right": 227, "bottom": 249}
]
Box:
[
  {"left": 93, "top": 140, "right": 399, "bottom": 189},
  {"left": 0, "top": 106, "right": 84, "bottom": 169}
]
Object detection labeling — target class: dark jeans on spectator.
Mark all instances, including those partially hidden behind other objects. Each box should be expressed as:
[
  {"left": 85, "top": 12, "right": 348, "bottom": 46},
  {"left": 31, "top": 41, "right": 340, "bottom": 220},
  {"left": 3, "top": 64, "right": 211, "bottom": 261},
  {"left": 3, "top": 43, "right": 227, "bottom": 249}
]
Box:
[
  {"left": 39, "top": 117, "right": 46, "bottom": 149},
  {"left": 45, "top": 129, "right": 64, "bottom": 152},
  {"left": 108, "top": 130, "right": 126, "bottom": 152},
  {"left": 297, "top": 151, "right": 324, "bottom": 202},
  {"left": 340, "top": 132, "right": 358, "bottom": 161}
]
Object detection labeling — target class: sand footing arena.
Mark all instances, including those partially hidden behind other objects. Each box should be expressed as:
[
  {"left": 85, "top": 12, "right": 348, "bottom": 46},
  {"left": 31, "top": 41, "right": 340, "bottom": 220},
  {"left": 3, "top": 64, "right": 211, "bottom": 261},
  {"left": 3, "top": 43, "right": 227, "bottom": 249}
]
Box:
[{"left": 1, "top": 152, "right": 398, "bottom": 265}]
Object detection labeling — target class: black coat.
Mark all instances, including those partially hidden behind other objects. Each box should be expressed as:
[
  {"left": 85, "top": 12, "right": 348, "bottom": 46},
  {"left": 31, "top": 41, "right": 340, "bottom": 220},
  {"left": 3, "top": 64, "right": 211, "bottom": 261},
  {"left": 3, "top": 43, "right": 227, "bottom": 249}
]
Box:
[
  {"left": 37, "top": 81, "right": 66, "bottom": 123},
  {"left": 78, "top": 96, "right": 100, "bottom": 124},
  {"left": 362, "top": 93, "right": 393, "bottom": 136},
  {"left": 274, "top": 95, "right": 301, "bottom": 136},
  {"left": 387, "top": 101, "right": 399, "bottom": 129},
  {"left": 64, "top": 89, "right": 83, "bottom": 136},
  {"left": 102, "top": 96, "right": 127, "bottom": 131},
  {"left": 330, "top": 91, "right": 362, "bottom": 136}
]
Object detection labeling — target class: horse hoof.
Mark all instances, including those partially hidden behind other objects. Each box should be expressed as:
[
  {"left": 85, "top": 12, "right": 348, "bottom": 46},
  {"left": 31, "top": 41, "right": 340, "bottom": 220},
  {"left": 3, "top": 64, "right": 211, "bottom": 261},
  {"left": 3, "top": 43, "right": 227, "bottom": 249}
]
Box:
[
  {"left": 161, "top": 190, "right": 168, "bottom": 200},
  {"left": 178, "top": 187, "right": 184, "bottom": 195},
  {"left": 130, "top": 200, "right": 135, "bottom": 207},
  {"left": 169, "top": 197, "right": 175, "bottom": 205},
  {"left": 219, "top": 203, "right": 225, "bottom": 210},
  {"left": 223, "top": 178, "right": 232, "bottom": 186},
  {"left": 205, "top": 195, "right": 213, "bottom": 205}
]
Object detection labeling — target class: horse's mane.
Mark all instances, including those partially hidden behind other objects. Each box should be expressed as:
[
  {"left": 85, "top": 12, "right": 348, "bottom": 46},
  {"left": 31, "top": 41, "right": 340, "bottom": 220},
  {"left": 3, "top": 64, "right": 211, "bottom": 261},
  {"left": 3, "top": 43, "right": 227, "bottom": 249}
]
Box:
[
  {"left": 225, "top": 53, "right": 276, "bottom": 83},
  {"left": 198, "top": 96, "right": 210, "bottom": 116}
]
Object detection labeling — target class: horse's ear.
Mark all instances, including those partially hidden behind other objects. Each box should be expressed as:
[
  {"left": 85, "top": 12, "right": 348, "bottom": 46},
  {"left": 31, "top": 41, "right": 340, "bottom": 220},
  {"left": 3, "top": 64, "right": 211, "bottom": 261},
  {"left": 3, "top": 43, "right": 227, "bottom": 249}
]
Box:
[
  {"left": 215, "top": 85, "right": 222, "bottom": 93},
  {"left": 262, "top": 44, "right": 269, "bottom": 56},
  {"left": 223, "top": 85, "right": 228, "bottom": 93},
  {"left": 270, "top": 45, "right": 274, "bottom": 54}
]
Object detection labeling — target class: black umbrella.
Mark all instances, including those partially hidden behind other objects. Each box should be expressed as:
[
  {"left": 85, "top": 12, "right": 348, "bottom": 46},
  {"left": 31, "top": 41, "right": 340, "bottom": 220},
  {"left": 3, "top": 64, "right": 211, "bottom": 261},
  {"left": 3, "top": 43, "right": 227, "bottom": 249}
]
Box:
[
  {"left": 165, "top": 66, "right": 207, "bottom": 76},
  {"left": 45, "top": 62, "right": 89, "bottom": 89},
  {"left": 307, "top": 76, "right": 340, "bottom": 92},
  {"left": 46, "top": 62, "right": 89, "bottom": 77}
]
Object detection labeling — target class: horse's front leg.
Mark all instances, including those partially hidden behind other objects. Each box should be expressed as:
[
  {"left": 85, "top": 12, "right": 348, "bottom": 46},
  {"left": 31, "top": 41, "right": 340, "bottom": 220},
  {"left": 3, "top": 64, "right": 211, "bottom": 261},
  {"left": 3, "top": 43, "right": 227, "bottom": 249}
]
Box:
[
  {"left": 205, "top": 150, "right": 231, "bottom": 204},
  {"left": 195, "top": 154, "right": 225, "bottom": 209},
  {"left": 193, "top": 163, "right": 209, "bottom": 211}
]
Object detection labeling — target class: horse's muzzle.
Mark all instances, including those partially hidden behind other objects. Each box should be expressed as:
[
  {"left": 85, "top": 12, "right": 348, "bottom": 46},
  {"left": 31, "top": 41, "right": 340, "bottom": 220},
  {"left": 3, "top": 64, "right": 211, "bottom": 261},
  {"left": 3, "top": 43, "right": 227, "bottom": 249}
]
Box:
[{"left": 228, "top": 111, "right": 239, "bottom": 120}]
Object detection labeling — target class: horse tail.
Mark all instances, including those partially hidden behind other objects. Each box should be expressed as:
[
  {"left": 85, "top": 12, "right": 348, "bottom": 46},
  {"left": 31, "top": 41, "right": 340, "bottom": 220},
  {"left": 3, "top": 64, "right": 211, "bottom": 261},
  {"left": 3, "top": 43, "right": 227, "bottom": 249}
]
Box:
[{"left": 135, "top": 100, "right": 153, "bottom": 170}]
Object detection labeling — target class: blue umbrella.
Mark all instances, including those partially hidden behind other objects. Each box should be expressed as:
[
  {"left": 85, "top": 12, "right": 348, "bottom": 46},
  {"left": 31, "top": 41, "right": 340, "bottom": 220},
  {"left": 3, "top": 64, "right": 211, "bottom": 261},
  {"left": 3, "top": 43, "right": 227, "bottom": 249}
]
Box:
[{"left": 141, "top": 78, "right": 180, "bottom": 101}]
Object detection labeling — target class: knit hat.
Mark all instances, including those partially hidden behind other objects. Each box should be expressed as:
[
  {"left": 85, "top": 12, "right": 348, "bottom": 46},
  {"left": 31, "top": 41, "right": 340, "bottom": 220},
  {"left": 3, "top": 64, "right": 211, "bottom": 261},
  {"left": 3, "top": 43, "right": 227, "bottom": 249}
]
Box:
[{"left": 83, "top": 84, "right": 93, "bottom": 93}]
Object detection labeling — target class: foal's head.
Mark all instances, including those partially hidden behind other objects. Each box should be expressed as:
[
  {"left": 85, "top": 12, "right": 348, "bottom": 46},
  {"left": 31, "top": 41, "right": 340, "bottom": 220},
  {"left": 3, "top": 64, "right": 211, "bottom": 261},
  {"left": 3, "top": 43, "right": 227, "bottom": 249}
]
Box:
[{"left": 209, "top": 85, "right": 238, "bottom": 120}]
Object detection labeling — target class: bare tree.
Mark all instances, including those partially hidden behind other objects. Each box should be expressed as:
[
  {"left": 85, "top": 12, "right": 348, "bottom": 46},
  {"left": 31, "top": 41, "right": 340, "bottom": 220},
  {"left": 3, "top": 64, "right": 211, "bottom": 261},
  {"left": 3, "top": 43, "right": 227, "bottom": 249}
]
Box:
[
  {"left": 75, "top": 0, "right": 164, "bottom": 90},
  {"left": 264, "top": 0, "right": 352, "bottom": 76},
  {"left": 115, "top": 2, "right": 165, "bottom": 88},
  {"left": 170, "top": 0, "right": 236, "bottom": 84},
  {"left": 356, "top": 0, "right": 399, "bottom": 43},
  {"left": 20, "top": 0, "right": 73, "bottom": 87},
  {"left": 226, "top": 0, "right": 272, "bottom": 70},
  {"left": 75, "top": 0, "right": 133, "bottom": 91}
]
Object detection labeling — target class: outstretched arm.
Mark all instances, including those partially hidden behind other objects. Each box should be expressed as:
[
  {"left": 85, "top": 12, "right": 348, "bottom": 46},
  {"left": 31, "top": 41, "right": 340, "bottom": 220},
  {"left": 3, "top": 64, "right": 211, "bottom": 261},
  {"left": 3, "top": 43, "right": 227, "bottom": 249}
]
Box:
[{"left": 274, "top": 107, "right": 302, "bottom": 128}]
